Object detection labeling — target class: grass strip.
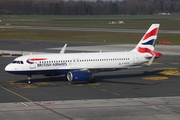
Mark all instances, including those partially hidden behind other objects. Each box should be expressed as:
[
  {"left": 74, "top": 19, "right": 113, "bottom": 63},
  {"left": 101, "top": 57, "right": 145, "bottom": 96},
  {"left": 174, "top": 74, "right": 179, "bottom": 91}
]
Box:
[
  {"left": 1, "top": 15, "right": 180, "bottom": 30},
  {"left": 0, "top": 29, "right": 180, "bottom": 44}
]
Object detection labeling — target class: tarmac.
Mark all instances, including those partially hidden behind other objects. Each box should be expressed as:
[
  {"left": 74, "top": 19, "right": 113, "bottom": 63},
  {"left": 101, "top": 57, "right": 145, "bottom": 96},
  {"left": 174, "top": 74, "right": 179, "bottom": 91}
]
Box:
[{"left": 0, "top": 39, "right": 180, "bottom": 120}]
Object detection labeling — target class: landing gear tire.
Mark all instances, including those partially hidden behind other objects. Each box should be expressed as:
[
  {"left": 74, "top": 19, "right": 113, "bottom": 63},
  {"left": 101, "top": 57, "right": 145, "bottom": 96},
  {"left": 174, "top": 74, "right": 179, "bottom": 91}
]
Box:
[
  {"left": 27, "top": 75, "right": 32, "bottom": 84},
  {"left": 27, "top": 80, "right": 31, "bottom": 84}
]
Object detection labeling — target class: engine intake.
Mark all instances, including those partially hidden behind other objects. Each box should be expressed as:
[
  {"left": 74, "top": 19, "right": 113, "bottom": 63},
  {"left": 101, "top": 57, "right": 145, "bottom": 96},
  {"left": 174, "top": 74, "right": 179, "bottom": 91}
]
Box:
[{"left": 67, "top": 71, "right": 93, "bottom": 81}]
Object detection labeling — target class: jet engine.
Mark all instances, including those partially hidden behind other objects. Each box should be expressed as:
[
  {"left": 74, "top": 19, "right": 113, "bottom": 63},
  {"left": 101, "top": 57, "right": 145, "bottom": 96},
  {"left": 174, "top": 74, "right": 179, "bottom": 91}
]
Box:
[{"left": 67, "top": 71, "right": 93, "bottom": 81}]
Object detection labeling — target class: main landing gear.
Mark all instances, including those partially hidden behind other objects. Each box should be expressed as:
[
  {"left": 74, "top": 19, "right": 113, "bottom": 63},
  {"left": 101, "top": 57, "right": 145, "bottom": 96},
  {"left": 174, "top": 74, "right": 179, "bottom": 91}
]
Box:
[{"left": 27, "top": 75, "right": 32, "bottom": 84}]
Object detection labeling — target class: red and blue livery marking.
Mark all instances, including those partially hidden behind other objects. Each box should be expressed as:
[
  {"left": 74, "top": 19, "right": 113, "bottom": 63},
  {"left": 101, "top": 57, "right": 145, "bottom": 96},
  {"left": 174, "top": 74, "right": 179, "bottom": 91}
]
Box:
[
  {"left": 137, "top": 26, "right": 159, "bottom": 56},
  {"left": 138, "top": 47, "right": 153, "bottom": 55},
  {"left": 138, "top": 47, "right": 162, "bottom": 58},
  {"left": 143, "top": 28, "right": 158, "bottom": 41},
  {"left": 26, "top": 58, "right": 47, "bottom": 64},
  {"left": 141, "top": 39, "right": 155, "bottom": 46}
]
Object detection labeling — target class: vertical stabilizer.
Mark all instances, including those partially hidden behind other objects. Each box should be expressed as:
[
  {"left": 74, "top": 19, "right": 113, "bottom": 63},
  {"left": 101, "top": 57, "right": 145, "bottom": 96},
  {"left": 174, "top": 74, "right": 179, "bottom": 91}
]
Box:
[{"left": 132, "top": 24, "right": 160, "bottom": 55}]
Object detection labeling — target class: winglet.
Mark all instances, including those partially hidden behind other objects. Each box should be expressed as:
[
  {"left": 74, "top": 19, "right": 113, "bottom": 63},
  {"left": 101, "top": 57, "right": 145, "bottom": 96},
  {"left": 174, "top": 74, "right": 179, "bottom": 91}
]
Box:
[{"left": 60, "top": 44, "right": 67, "bottom": 54}]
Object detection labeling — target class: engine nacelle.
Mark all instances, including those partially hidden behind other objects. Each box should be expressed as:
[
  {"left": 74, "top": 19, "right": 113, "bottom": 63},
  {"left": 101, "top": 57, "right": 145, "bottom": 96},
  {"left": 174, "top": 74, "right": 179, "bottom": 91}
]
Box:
[{"left": 67, "top": 71, "right": 93, "bottom": 81}]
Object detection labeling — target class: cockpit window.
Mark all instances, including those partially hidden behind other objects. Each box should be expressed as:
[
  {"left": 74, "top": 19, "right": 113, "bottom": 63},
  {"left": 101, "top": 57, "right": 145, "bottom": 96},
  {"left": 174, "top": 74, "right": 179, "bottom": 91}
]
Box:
[
  {"left": 12, "top": 61, "right": 24, "bottom": 64},
  {"left": 12, "top": 61, "right": 17, "bottom": 63}
]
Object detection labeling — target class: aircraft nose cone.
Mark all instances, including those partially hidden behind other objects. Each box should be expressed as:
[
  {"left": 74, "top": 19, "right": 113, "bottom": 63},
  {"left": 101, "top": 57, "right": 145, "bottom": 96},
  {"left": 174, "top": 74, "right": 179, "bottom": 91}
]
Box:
[
  {"left": 5, "top": 64, "right": 10, "bottom": 71},
  {"left": 5, "top": 64, "right": 12, "bottom": 72},
  {"left": 5, "top": 64, "right": 20, "bottom": 75}
]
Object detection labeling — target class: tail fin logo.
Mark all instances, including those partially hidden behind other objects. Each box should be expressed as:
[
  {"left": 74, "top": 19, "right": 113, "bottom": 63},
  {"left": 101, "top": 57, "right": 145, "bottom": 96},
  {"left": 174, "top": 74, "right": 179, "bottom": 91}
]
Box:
[
  {"left": 141, "top": 27, "right": 159, "bottom": 47},
  {"left": 141, "top": 39, "right": 155, "bottom": 46},
  {"left": 142, "top": 28, "right": 158, "bottom": 41},
  {"left": 138, "top": 47, "right": 154, "bottom": 55},
  {"left": 133, "top": 24, "right": 160, "bottom": 55}
]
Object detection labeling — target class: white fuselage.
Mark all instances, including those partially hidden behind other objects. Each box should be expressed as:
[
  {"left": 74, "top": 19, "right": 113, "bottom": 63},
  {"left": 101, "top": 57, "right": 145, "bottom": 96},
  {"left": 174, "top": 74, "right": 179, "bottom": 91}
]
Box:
[
  {"left": 5, "top": 24, "right": 160, "bottom": 82},
  {"left": 5, "top": 51, "right": 148, "bottom": 75}
]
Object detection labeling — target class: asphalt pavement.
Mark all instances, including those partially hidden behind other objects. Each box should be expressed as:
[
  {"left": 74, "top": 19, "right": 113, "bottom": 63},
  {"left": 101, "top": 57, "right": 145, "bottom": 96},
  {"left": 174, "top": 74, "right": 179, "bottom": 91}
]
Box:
[{"left": 0, "top": 39, "right": 180, "bottom": 120}]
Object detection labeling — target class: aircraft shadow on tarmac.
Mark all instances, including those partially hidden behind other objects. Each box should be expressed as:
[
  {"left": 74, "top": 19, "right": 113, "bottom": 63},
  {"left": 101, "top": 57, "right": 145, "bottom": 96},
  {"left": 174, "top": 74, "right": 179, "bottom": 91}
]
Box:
[
  {"left": 14, "top": 75, "right": 67, "bottom": 84},
  {"left": 95, "top": 70, "right": 165, "bottom": 85},
  {"left": 13, "top": 70, "right": 167, "bottom": 86}
]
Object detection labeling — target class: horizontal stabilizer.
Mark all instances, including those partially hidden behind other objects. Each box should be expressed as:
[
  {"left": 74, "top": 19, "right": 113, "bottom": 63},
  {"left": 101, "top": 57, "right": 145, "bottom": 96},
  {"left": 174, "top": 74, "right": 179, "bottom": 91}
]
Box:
[
  {"left": 146, "top": 53, "right": 155, "bottom": 66},
  {"left": 154, "top": 51, "right": 162, "bottom": 58}
]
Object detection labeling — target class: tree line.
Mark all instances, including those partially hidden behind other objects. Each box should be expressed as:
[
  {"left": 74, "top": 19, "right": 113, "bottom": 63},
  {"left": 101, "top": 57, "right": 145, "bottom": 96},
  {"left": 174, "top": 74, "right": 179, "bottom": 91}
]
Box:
[{"left": 0, "top": 0, "right": 180, "bottom": 15}]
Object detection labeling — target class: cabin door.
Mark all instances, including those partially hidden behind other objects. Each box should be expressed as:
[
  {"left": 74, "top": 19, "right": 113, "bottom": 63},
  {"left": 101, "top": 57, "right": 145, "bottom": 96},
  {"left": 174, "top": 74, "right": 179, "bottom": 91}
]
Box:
[
  {"left": 30, "top": 62, "right": 36, "bottom": 69},
  {"left": 133, "top": 54, "right": 138, "bottom": 64}
]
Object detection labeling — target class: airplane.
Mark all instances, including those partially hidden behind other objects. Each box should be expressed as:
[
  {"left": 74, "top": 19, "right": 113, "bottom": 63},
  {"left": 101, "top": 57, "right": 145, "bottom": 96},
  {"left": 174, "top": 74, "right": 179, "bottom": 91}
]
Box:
[{"left": 5, "top": 24, "right": 162, "bottom": 84}]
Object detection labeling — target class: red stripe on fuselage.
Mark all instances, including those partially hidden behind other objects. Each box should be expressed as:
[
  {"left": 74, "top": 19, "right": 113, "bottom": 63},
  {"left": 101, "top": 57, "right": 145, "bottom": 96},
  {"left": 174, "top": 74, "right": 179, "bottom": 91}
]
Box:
[{"left": 28, "top": 58, "right": 47, "bottom": 61}]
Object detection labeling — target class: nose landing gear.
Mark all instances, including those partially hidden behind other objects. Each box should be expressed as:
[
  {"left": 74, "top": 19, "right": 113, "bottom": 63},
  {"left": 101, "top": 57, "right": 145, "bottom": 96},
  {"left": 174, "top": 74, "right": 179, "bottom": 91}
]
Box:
[{"left": 27, "top": 75, "right": 32, "bottom": 84}]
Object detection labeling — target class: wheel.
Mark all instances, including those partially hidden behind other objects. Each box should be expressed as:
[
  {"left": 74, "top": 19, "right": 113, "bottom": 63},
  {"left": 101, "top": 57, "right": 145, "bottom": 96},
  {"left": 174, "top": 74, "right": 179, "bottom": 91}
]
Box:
[
  {"left": 27, "top": 80, "right": 31, "bottom": 84},
  {"left": 27, "top": 75, "right": 32, "bottom": 84}
]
